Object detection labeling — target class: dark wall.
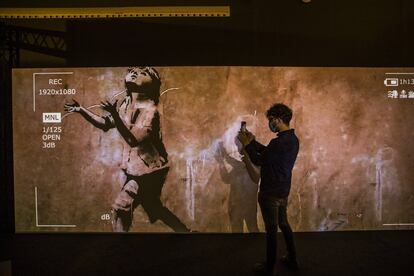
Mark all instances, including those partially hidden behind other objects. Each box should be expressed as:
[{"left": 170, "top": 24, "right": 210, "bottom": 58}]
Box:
[
  {"left": 0, "top": 62, "right": 13, "bottom": 234},
  {"left": 66, "top": 0, "right": 414, "bottom": 67},
  {"left": 1, "top": 0, "right": 414, "bottom": 234}
]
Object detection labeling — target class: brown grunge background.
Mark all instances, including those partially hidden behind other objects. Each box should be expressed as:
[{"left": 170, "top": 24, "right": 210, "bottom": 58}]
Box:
[{"left": 12, "top": 67, "right": 414, "bottom": 232}]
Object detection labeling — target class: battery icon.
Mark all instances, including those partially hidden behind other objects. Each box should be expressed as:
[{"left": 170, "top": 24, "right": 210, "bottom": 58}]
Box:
[{"left": 384, "top": 78, "right": 399, "bottom": 87}]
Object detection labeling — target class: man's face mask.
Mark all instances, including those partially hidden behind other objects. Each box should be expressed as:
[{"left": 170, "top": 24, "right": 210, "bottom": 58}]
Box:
[{"left": 268, "top": 117, "right": 279, "bottom": 133}]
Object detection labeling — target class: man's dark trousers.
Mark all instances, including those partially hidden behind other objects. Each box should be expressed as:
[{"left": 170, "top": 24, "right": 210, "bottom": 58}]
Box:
[{"left": 258, "top": 193, "right": 296, "bottom": 272}]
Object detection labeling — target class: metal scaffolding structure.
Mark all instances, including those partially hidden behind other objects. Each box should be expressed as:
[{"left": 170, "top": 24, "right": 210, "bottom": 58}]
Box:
[
  {"left": 0, "top": 22, "right": 67, "bottom": 67},
  {"left": 0, "top": 22, "right": 68, "bottom": 233}
]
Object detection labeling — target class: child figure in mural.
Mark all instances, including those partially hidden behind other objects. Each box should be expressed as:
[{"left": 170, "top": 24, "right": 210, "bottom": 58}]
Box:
[{"left": 64, "top": 67, "right": 190, "bottom": 232}]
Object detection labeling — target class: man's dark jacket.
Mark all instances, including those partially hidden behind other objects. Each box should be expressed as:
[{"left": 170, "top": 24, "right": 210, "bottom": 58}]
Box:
[{"left": 245, "top": 129, "right": 299, "bottom": 198}]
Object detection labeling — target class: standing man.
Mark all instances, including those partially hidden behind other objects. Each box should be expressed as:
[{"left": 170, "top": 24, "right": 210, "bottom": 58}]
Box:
[
  {"left": 64, "top": 67, "right": 189, "bottom": 233},
  {"left": 238, "top": 103, "right": 300, "bottom": 275}
]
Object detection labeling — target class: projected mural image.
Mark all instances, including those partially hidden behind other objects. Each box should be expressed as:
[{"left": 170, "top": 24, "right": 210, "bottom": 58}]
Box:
[{"left": 12, "top": 67, "right": 414, "bottom": 232}]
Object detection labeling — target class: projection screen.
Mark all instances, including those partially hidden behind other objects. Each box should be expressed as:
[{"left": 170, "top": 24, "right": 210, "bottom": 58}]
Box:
[{"left": 12, "top": 67, "right": 414, "bottom": 232}]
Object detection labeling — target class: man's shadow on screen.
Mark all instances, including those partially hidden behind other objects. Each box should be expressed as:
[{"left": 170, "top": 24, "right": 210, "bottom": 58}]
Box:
[{"left": 215, "top": 142, "right": 259, "bottom": 233}]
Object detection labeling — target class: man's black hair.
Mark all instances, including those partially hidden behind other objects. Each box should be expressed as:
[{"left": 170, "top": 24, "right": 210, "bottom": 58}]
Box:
[{"left": 266, "top": 103, "right": 293, "bottom": 125}]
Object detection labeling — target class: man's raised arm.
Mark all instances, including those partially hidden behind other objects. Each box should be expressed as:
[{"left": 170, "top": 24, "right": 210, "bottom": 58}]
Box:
[
  {"left": 241, "top": 149, "right": 261, "bottom": 184},
  {"left": 237, "top": 130, "right": 267, "bottom": 166},
  {"left": 244, "top": 139, "right": 267, "bottom": 167}
]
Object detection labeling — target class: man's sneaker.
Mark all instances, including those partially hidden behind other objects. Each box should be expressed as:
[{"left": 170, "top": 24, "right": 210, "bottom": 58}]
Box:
[
  {"left": 280, "top": 255, "right": 299, "bottom": 270},
  {"left": 253, "top": 262, "right": 277, "bottom": 276}
]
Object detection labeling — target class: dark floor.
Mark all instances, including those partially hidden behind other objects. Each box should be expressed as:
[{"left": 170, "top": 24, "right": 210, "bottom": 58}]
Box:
[{"left": 1, "top": 231, "right": 413, "bottom": 276}]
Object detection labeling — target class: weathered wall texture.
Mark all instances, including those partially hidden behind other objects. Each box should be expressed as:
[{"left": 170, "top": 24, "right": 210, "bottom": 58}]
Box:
[{"left": 12, "top": 67, "right": 414, "bottom": 232}]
